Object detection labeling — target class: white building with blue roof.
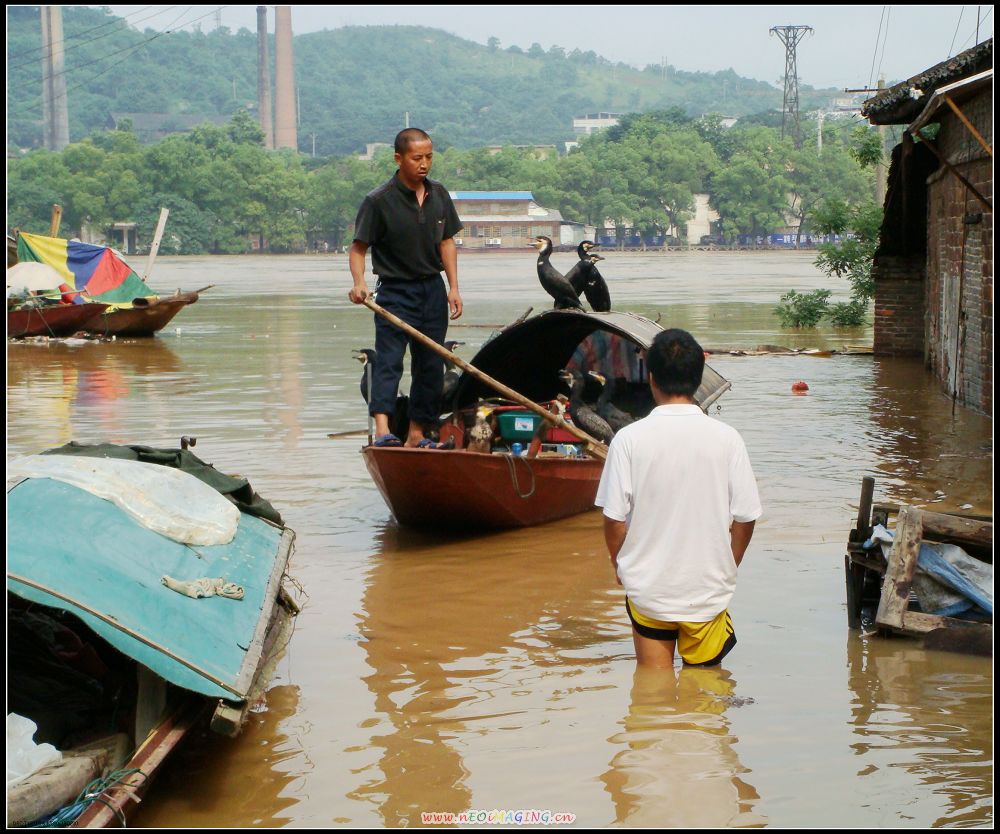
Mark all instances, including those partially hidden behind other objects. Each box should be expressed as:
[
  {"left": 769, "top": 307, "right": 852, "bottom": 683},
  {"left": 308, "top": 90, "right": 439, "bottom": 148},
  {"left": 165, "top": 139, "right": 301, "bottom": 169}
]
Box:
[{"left": 450, "top": 191, "right": 592, "bottom": 249}]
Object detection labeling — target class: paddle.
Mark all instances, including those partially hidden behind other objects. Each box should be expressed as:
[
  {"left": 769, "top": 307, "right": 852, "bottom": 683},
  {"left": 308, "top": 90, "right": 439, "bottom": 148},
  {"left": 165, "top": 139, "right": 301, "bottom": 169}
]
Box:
[{"left": 362, "top": 296, "right": 608, "bottom": 460}]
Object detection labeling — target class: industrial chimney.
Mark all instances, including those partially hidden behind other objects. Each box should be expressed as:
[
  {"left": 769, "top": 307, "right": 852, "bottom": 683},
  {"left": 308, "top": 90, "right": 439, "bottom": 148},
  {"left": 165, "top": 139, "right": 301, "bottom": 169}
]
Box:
[
  {"left": 41, "top": 6, "right": 70, "bottom": 150},
  {"left": 256, "top": 6, "right": 274, "bottom": 148},
  {"left": 273, "top": 6, "right": 297, "bottom": 150}
]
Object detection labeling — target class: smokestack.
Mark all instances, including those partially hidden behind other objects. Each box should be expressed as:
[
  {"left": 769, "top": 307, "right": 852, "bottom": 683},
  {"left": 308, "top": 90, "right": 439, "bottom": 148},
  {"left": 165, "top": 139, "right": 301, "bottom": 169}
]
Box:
[
  {"left": 256, "top": 6, "right": 274, "bottom": 149},
  {"left": 41, "top": 6, "right": 70, "bottom": 150},
  {"left": 273, "top": 6, "right": 297, "bottom": 150}
]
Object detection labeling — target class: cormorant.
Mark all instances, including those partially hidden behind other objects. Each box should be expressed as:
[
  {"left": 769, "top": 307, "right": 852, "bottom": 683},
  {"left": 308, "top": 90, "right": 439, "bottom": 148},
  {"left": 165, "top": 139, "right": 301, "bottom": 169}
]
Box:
[
  {"left": 580, "top": 254, "right": 611, "bottom": 313},
  {"left": 564, "top": 240, "right": 600, "bottom": 295},
  {"left": 590, "top": 372, "right": 634, "bottom": 432},
  {"left": 352, "top": 348, "right": 378, "bottom": 404},
  {"left": 530, "top": 236, "right": 582, "bottom": 310},
  {"left": 558, "top": 369, "right": 614, "bottom": 444},
  {"left": 441, "top": 340, "right": 464, "bottom": 405},
  {"left": 352, "top": 347, "right": 409, "bottom": 438}
]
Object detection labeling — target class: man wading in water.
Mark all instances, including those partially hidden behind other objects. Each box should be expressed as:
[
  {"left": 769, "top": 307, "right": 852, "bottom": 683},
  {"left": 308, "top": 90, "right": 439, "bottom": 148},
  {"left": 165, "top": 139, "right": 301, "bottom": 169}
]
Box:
[
  {"left": 595, "top": 329, "right": 762, "bottom": 668},
  {"left": 347, "top": 128, "right": 463, "bottom": 448}
]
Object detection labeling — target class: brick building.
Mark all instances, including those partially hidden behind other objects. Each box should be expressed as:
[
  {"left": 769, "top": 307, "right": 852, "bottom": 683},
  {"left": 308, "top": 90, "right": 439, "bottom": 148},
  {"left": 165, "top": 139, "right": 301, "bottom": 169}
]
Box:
[{"left": 862, "top": 40, "right": 992, "bottom": 415}]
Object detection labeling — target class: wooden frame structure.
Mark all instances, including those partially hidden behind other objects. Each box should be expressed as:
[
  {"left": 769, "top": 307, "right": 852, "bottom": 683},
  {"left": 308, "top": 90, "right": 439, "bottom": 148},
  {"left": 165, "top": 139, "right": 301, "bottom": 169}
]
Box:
[{"left": 845, "top": 476, "right": 992, "bottom": 654}]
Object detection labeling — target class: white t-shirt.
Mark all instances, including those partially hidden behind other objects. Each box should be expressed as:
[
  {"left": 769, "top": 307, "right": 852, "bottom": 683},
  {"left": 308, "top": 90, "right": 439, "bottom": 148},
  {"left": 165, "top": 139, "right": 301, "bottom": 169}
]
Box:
[{"left": 595, "top": 404, "right": 762, "bottom": 622}]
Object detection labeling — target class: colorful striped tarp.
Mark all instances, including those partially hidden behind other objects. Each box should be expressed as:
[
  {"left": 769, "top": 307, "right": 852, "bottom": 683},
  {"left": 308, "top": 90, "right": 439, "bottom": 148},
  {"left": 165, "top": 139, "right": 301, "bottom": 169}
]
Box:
[{"left": 17, "top": 232, "right": 155, "bottom": 306}]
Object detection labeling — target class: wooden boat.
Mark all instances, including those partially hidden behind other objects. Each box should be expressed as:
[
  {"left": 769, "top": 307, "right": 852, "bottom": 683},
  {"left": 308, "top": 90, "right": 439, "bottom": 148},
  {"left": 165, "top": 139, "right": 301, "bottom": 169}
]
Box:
[
  {"left": 6, "top": 442, "right": 298, "bottom": 827},
  {"left": 81, "top": 290, "right": 200, "bottom": 337},
  {"left": 362, "top": 309, "right": 731, "bottom": 530},
  {"left": 13, "top": 231, "right": 202, "bottom": 338},
  {"left": 7, "top": 302, "right": 109, "bottom": 338}
]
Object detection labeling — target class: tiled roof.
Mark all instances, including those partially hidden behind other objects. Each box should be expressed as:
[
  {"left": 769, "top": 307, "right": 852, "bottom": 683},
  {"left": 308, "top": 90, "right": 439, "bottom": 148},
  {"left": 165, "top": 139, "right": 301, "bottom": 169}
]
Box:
[{"left": 862, "top": 39, "right": 992, "bottom": 125}]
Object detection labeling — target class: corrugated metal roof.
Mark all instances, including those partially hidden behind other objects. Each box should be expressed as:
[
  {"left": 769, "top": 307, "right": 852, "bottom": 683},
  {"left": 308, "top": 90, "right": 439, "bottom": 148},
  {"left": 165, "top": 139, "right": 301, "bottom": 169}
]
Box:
[
  {"left": 452, "top": 191, "right": 534, "bottom": 201},
  {"left": 456, "top": 213, "right": 563, "bottom": 223}
]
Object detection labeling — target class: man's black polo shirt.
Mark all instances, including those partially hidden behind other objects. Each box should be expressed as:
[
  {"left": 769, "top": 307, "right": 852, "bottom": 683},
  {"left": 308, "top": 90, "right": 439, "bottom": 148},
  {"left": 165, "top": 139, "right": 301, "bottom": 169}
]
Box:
[{"left": 353, "top": 173, "right": 462, "bottom": 281}]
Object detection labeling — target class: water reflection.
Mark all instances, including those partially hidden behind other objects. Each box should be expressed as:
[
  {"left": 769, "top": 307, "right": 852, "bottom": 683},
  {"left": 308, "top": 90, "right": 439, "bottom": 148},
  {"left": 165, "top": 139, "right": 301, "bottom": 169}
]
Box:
[
  {"left": 867, "top": 357, "right": 993, "bottom": 513},
  {"left": 350, "top": 517, "right": 624, "bottom": 825},
  {"left": 845, "top": 635, "right": 993, "bottom": 827},
  {"left": 602, "top": 666, "right": 766, "bottom": 827}
]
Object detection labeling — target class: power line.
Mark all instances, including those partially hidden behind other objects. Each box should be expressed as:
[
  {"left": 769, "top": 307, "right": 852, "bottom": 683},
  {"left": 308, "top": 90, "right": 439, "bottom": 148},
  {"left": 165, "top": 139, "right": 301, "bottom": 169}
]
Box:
[
  {"left": 876, "top": 7, "right": 891, "bottom": 81},
  {"left": 948, "top": 6, "right": 966, "bottom": 57},
  {"left": 10, "top": 7, "right": 187, "bottom": 74},
  {"left": 16, "top": 7, "right": 223, "bottom": 115},
  {"left": 9, "top": 6, "right": 161, "bottom": 62},
  {"left": 867, "top": 7, "right": 887, "bottom": 90}
]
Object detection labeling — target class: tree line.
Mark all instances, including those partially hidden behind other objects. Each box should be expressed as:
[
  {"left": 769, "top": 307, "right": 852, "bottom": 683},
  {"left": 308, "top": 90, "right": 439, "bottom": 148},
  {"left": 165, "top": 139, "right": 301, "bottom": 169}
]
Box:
[{"left": 8, "top": 108, "right": 877, "bottom": 259}]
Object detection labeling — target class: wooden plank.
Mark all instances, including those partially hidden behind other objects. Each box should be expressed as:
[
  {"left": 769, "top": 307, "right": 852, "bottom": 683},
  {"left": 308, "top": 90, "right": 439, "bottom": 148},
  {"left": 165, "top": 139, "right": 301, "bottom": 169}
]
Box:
[
  {"left": 875, "top": 505, "right": 923, "bottom": 631},
  {"left": 917, "top": 509, "right": 992, "bottom": 545},
  {"left": 70, "top": 697, "right": 207, "bottom": 828}
]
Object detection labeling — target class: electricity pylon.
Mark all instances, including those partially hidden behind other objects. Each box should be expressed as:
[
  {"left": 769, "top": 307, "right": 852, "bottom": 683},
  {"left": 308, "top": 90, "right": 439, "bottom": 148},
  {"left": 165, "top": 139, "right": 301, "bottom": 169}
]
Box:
[{"left": 770, "top": 25, "right": 813, "bottom": 147}]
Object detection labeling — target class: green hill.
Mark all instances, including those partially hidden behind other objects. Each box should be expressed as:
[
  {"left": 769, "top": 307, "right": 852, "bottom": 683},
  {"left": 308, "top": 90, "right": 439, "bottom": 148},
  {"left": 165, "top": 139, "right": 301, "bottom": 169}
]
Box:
[{"left": 7, "top": 6, "right": 838, "bottom": 155}]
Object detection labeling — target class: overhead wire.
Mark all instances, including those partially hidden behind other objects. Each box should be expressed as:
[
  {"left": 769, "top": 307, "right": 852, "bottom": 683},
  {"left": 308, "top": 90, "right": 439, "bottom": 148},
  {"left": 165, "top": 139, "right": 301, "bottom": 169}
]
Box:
[
  {"left": 8, "top": 5, "right": 157, "bottom": 61},
  {"left": 16, "top": 6, "right": 224, "bottom": 114},
  {"left": 8, "top": 7, "right": 188, "bottom": 72},
  {"left": 867, "top": 7, "right": 888, "bottom": 90},
  {"left": 948, "top": 7, "right": 966, "bottom": 57},
  {"left": 875, "top": 7, "right": 891, "bottom": 82}
]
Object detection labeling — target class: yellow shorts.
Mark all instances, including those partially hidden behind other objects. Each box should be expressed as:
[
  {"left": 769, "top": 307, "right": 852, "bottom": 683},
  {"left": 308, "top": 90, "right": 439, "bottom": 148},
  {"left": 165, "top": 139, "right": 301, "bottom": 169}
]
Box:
[{"left": 625, "top": 597, "right": 737, "bottom": 667}]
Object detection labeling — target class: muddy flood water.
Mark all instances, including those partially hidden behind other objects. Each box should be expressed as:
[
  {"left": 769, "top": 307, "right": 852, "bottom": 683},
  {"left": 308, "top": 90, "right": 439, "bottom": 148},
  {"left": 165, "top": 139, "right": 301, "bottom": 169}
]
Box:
[{"left": 6, "top": 251, "right": 993, "bottom": 827}]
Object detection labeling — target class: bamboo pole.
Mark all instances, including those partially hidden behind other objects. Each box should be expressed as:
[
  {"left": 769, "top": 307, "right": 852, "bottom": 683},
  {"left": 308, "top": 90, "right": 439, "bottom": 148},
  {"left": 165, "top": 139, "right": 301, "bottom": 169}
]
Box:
[
  {"left": 143, "top": 207, "right": 170, "bottom": 281},
  {"left": 362, "top": 297, "right": 608, "bottom": 460}
]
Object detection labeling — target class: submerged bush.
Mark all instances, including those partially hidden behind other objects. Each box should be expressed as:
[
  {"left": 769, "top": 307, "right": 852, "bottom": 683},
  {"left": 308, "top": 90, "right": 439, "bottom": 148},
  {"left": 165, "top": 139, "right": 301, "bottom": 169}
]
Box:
[
  {"left": 826, "top": 298, "right": 870, "bottom": 327},
  {"left": 775, "top": 289, "right": 831, "bottom": 328}
]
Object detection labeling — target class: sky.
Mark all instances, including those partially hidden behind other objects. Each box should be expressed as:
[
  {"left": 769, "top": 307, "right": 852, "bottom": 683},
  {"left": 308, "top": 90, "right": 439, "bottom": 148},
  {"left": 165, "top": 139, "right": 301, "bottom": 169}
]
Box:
[{"left": 102, "top": 5, "right": 993, "bottom": 90}]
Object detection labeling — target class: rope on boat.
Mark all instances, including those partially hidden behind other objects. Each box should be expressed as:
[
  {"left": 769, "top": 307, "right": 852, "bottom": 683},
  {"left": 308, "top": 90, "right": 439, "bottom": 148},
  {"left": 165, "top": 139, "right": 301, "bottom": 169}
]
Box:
[
  {"left": 34, "top": 768, "right": 147, "bottom": 828},
  {"left": 503, "top": 452, "right": 536, "bottom": 500}
]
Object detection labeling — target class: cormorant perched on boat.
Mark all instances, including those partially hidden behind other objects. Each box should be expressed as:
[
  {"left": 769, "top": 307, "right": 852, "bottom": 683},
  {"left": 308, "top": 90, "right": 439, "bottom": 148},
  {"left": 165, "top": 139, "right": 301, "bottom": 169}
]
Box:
[
  {"left": 352, "top": 348, "right": 409, "bottom": 437},
  {"left": 530, "top": 236, "right": 582, "bottom": 310},
  {"left": 353, "top": 348, "right": 377, "bottom": 404},
  {"left": 558, "top": 369, "right": 614, "bottom": 444},
  {"left": 441, "top": 340, "right": 464, "bottom": 404},
  {"left": 580, "top": 254, "right": 611, "bottom": 312},
  {"left": 590, "top": 372, "right": 635, "bottom": 432},
  {"left": 564, "top": 240, "right": 600, "bottom": 295}
]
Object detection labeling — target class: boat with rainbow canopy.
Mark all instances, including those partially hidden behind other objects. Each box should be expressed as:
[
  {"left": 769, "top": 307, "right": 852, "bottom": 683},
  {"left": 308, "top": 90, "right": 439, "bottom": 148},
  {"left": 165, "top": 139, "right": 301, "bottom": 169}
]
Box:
[
  {"left": 6, "top": 442, "right": 298, "bottom": 827},
  {"left": 14, "top": 232, "right": 202, "bottom": 337}
]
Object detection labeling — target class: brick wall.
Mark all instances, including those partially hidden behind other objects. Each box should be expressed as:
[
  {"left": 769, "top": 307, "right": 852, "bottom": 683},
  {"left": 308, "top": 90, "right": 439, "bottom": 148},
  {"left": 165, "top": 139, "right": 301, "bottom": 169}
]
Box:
[
  {"left": 874, "top": 254, "right": 926, "bottom": 355},
  {"left": 924, "top": 88, "right": 993, "bottom": 415}
]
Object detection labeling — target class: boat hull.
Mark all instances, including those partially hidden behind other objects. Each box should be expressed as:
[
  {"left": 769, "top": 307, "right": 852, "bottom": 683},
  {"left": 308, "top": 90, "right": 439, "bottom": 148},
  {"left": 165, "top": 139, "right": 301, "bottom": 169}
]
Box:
[
  {"left": 82, "top": 293, "right": 198, "bottom": 337},
  {"left": 362, "top": 446, "right": 604, "bottom": 529},
  {"left": 7, "top": 302, "right": 109, "bottom": 338}
]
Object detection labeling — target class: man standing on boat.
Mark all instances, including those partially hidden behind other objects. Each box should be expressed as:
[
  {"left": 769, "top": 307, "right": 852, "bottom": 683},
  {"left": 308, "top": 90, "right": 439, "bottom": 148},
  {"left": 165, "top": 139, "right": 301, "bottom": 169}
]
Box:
[
  {"left": 595, "top": 329, "right": 762, "bottom": 668},
  {"left": 347, "top": 128, "right": 463, "bottom": 448}
]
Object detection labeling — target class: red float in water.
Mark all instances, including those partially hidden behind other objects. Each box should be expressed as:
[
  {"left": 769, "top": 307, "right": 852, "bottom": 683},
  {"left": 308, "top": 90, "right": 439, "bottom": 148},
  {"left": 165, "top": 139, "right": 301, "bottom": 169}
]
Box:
[{"left": 791, "top": 380, "right": 809, "bottom": 394}]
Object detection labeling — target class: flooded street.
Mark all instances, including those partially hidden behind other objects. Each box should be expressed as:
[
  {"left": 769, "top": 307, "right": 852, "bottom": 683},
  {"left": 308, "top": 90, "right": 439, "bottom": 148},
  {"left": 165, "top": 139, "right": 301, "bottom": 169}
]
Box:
[{"left": 6, "top": 251, "right": 993, "bottom": 827}]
